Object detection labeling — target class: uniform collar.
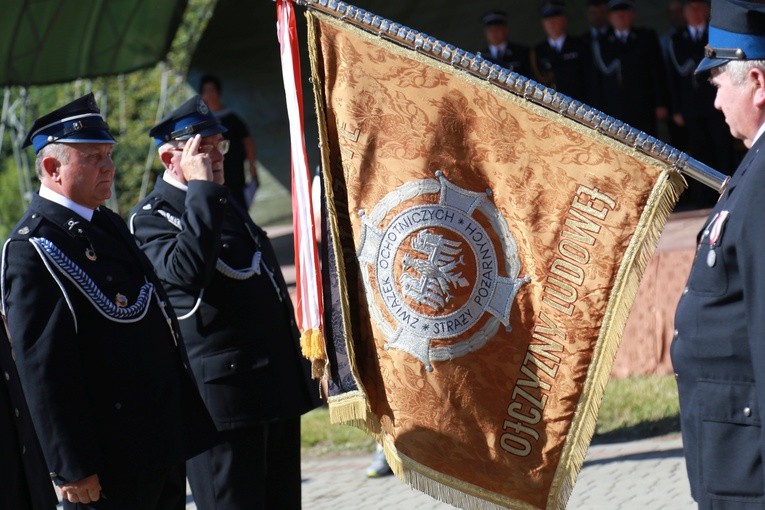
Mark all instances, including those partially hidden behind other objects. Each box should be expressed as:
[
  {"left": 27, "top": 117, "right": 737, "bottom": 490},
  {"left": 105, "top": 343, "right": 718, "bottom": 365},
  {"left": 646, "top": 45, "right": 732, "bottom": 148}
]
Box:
[
  {"left": 162, "top": 172, "right": 189, "bottom": 192},
  {"left": 548, "top": 35, "right": 566, "bottom": 50},
  {"left": 38, "top": 185, "right": 94, "bottom": 221}
]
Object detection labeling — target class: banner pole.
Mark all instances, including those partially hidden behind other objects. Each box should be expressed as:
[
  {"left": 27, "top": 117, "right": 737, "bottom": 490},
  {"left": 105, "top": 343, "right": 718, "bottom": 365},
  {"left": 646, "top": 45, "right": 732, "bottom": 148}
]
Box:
[{"left": 288, "top": 0, "right": 728, "bottom": 193}]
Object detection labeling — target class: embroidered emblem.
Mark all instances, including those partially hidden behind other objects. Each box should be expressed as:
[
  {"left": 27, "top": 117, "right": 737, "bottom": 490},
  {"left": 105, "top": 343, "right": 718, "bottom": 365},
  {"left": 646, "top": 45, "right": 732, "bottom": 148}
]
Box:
[
  {"left": 357, "top": 171, "right": 530, "bottom": 371},
  {"left": 17, "top": 226, "right": 29, "bottom": 235},
  {"left": 115, "top": 293, "right": 128, "bottom": 308},
  {"left": 142, "top": 203, "right": 152, "bottom": 210}
]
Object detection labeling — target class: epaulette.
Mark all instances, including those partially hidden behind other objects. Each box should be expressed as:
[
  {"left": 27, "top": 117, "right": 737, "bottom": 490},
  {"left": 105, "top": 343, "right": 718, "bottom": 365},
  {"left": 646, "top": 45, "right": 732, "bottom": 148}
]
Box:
[{"left": 9, "top": 212, "right": 43, "bottom": 241}]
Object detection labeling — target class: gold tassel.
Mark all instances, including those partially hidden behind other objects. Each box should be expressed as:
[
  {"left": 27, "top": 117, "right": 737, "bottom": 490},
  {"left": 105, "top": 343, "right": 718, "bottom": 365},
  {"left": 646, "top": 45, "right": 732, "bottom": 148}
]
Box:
[{"left": 300, "top": 329, "right": 327, "bottom": 379}]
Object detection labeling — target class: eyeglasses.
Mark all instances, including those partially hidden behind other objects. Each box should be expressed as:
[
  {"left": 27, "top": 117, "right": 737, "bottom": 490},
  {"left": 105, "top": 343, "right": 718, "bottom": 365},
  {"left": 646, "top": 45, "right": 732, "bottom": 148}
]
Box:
[
  {"left": 199, "top": 139, "right": 230, "bottom": 155},
  {"left": 171, "top": 139, "right": 230, "bottom": 155}
]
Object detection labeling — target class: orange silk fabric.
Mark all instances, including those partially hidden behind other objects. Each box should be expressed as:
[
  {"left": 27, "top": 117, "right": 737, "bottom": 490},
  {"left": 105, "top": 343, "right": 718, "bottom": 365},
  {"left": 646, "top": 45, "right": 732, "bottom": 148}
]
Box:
[{"left": 312, "top": 15, "right": 678, "bottom": 509}]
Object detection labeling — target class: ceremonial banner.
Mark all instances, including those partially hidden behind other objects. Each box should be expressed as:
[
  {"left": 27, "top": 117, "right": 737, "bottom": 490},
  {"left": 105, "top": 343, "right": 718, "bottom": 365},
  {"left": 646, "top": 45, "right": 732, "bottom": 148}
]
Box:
[{"left": 307, "top": 7, "right": 685, "bottom": 510}]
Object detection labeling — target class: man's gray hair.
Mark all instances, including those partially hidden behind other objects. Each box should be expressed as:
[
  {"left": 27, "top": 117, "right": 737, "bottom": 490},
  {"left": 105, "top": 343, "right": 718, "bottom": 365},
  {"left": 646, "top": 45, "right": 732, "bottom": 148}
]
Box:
[
  {"left": 723, "top": 60, "right": 765, "bottom": 85},
  {"left": 34, "top": 143, "right": 70, "bottom": 180}
]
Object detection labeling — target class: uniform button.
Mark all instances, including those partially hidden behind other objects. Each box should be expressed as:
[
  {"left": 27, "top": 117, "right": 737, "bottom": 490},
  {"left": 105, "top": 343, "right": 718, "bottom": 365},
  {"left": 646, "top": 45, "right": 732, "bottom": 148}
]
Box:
[
  {"left": 219, "top": 197, "right": 228, "bottom": 205},
  {"left": 14, "top": 408, "right": 19, "bottom": 418},
  {"left": 683, "top": 287, "right": 688, "bottom": 295},
  {"left": 49, "top": 472, "right": 57, "bottom": 478},
  {"left": 229, "top": 361, "right": 237, "bottom": 370},
  {"left": 3, "top": 371, "right": 9, "bottom": 381},
  {"left": 31, "top": 213, "right": 38, "bottom": 219},
  {"left": 744, "top": 407, "right": 752, "bottom": 417},
  {"left": 223, "top": 243, "right": 230, "bottom": 249},
  {"left": 673, "top": 329, "right": 679, "bottom": 339},
  {"left": 114, "top": 403, "right": 122, "bottom": 410},
  {"left": 674, "top": 372, "right": 679, "bottom": 379}
]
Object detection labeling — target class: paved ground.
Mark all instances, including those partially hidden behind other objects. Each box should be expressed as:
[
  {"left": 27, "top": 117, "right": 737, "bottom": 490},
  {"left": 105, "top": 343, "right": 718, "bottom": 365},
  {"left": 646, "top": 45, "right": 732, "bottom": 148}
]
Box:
[
  {"left": 183, "top": 434, "right": 695, "bottom": 509},
  {"left": 269, "top": 225, "right": 694, "bottom": 509}
]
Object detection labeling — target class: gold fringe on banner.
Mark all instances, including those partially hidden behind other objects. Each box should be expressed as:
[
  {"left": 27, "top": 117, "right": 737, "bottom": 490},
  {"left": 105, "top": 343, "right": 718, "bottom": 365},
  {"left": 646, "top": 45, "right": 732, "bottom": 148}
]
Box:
[
  {"left": 546, "top": 170, "right": 684, "bottom": 508},
  {"left": 307, "top": 10, "right": 374, "bottom": 417},
  {"left": 305, "top": 7, "right": 687, "bottom": 509}
]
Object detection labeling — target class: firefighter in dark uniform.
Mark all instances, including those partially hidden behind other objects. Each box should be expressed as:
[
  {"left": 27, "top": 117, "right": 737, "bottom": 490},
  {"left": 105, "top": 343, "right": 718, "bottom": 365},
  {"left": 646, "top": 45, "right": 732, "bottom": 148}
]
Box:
[
  {"left": 479, "top": 10, "right": 531, "bottom": 77},
  {"left": 590, "top": 0, "right": 669, "bottom": 136},
  {"left": 672, "top": 0, "right": 765, "bottom": 507},
  {"left": 0, "top": 326, "right": 57, "bottom": 510},
  {"left": 129, "top": 96, "right": 320, "bottom": 509},
  {"left": 1, "top": 94, "right": 216, "bottom": 509},
  {"left": 667, "top": 0, "right": 736, "bottom": 210},
  {"left": 531, "top": 1, "right": 592, "bottom": 103}
]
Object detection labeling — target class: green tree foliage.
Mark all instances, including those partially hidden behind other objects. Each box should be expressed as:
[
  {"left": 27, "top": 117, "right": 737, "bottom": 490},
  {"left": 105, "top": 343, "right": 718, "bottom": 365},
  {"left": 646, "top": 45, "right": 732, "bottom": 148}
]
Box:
[{"left": 0, "top": 0, "right": 217, "bottom": 234}]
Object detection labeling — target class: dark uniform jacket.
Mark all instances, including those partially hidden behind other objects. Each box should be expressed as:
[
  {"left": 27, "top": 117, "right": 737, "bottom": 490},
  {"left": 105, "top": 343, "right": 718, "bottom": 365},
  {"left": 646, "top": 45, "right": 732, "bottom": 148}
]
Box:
[
  {"left": 130, "top": 178, "right": 319, "bottom": 430},
  {"left": 666, "top": 26, "right": 717, "bottom": 122},
  {"left": 0, "top": 327, "right": 57, "bottom": 510},
  {"left": 481, "top": 42, "right": 531, "bottom": 77},
  {"left": 590, "top": 26, "right": 668, "bottom": 136},
  {"left": 1, "top": 195, "right": 216, "bottom": 487},
  {"left": 672, "top": 134, "right": 765, "bottom": 508},
  {"left": 530, "top": 35, "right": 591, "bottom": 103}
]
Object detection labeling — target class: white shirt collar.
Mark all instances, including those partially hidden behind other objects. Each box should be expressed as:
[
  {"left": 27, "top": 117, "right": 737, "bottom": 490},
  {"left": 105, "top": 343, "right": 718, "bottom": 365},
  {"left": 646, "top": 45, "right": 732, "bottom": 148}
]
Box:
[
  {"left": 490, "top": 42, "right": 507, "bottom": 58},
  {"left": 752, "top": 121, "right": 765, "bottom": 146},
  {"left": 38, "top": 185, "right": 95, "bottom": 221},
  {"left": 163, "top": 172, "right": 188, "bottom": 192},
  {"left": 548, "top": 35, "right": 566, "bottom": 50}
]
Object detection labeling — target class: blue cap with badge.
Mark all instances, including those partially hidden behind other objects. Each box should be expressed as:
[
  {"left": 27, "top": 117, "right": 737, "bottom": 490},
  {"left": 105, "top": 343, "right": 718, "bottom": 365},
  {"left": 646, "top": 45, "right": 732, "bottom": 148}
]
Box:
[
  {"left": 697, "top": 0, "right": 765, "bottom": 73},
  {"left": 22, "top": 93, "right": 116, "bottom": 154},
  {"left": 482, "top": 10, "right": 508, "bottom": 27},
  {"left": 542, "top": 1, "right": 565, "bottom": 18},
  {"left": 608, "top": 0, "right": 635, "bottom": 11},
  {"left": 149, "top": 95, "right": 227, "bottom": 146}
]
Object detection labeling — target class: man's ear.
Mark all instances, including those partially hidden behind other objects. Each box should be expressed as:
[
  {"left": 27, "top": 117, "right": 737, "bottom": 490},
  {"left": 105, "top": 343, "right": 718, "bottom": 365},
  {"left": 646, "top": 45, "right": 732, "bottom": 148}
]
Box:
[
  {"left": 159, "top": 150, "right": 175, "bottom": 168},
  {"left": 41, "top": 156, "right": 60, "bottom": 180},
  {"left": 752, "top": 67, "right": 765, "bottom": 109}
]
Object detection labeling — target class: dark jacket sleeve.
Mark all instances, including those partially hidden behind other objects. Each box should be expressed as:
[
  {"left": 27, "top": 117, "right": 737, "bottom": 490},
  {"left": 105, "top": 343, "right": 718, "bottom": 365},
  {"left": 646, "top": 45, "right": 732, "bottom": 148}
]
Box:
[
  {"left": 4, "top": 238, "right": 101, "bottom": 485},
  {"left": 131, "top": 180, "right": 228, "bottom": 291}
]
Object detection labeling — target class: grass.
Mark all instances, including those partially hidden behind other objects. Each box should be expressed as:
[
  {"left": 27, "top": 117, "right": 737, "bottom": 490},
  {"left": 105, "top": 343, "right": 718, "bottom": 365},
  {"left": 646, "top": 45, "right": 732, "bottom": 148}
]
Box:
[
  {"left": 300, "top": 406, "right": 376, "bottom": 457},
  {"left": 300, "top": 374, "right": 681, "bottom": 457}
]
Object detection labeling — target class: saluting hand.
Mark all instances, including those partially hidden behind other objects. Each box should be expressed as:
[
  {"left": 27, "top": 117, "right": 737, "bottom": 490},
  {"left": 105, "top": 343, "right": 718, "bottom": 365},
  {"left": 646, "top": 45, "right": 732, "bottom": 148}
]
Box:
[
  {"left": 181, "top": 134, "right": 213, "bottom": 182},
  {"left": 61, "top": 473, "right": 101, "bottom": 504}
]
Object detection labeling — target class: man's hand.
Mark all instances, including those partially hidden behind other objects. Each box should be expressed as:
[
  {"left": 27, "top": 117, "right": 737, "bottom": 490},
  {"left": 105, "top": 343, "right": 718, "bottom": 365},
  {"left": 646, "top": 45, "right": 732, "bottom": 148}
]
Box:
[
  {"left": 181, "top": 134, "right": 213, "bottom": 182},
  {"left": 61, "top": 474, "right": 101, "bottom": 504}
]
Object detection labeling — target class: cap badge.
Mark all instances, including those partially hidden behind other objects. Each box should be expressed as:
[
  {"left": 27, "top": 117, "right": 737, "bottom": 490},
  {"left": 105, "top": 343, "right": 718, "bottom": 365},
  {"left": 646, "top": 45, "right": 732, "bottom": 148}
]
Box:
[{"left": 197, "top": 100, "right": 209, "bottom": 115}]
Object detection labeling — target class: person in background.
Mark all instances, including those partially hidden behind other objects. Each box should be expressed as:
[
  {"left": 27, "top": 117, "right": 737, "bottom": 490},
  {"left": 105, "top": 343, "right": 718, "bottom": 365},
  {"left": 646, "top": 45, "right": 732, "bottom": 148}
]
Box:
[
  {"left": 661, "top": 0, "right": 690, "bottom": 152},
  {"left": 672, "top": 0, "right": 765, "bottom": 507},
  {"left": 2, "top": 93, "right": 215, "bottom": 509},
  {"left": 479, "top": 10, "right": 531, "bottom": 76},
  {"left": 531, "top": 1, "right": 592, "bottom": 103},
  {"left": 199, "top": 74, "right": 258, "bottom": 211},
  {"left": 584, "top": 0, "right": 610, "bottom": 43},
  {"left": 590, "top": 0, "right": 668, "bottom": 137},
  {"left": 0, "top": 325, "right": 57, "bottom": 510},
  {"left": 130, "top": 95, "right": 321, "bottom": 509},
  {"left": 667, "top": 0, "right": 735, "bottom": 210}
]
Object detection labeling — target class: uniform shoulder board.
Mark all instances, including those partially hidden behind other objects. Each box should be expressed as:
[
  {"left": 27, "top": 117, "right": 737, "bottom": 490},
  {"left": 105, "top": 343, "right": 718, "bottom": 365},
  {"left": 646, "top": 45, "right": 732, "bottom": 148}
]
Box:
[{"left": 9, "top": 213, "right": 43, "bottom": 240}]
